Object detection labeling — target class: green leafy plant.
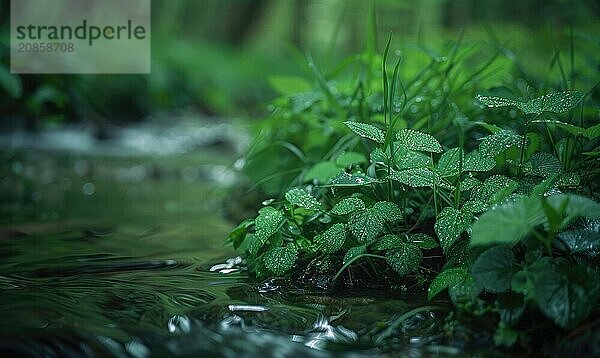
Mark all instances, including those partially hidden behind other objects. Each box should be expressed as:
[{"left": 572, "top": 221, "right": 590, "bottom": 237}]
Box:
[{"left": 227, "top": 32, "right": 600, "bottom": 351}]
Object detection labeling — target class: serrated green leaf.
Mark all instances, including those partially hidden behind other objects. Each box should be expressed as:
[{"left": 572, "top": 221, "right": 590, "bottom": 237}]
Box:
[
  {"left": 461, "top": 176, "right": 482, "bottom": 192},
  {"left": 349, "top": 208, "right": 385, "bottom": 244},
  {"left": 396, "top": 129, "right": 443, "bottom": 153},
  {"left": 305, "top": 161, "right": 342, "bottom": 183},
  {"left": 264, "top": 245, "right": 298, "bottom": 275},
  {"left": 555, "top": 172, "right": 580, "bottom": 187},
  {"left": 463, "top": 151, "right": 496, "bottom": 172},
  {"left": 461, "top": 200, "right": 488, "bottom": 213},
  {"left": 331, "top": 197, "right": 365, "bottom": 215},
  {"left": 479, "top": 130, "right": 523, "bottom": 157},
  {"left": 315, "top": 223, "right": 346, "bottom": 253},
  {"left": 528, "top": 152, "right": 563, "bottom": 178},
  {"left": 343, "top": 245, "right": 367, "bottom": 264},
  {"left": 475, "top": 175, "right": 517, "bottom": 203},
  {"left": 448, "top": 273, "right": 481, "bottom": 306},
  {"left": 285, "top": 188, "right": 323, "bottom": 210},
  {"left": 520, "top": 91, "right": 584, "bottom": 114},
  {"left": 435, "top": 207, "right": 473, "bottom": 253},
  {"left": 250, "top": 207, "right": 285, "bottom": 254},
  {"left": 386, "top": 242, "right": 422, "bottom": 276},
  {"left": 410, "top": 233, "right": 438, "bottom": 249},
  {"left": 471, "top": 246, "right": 517, "bottom": 293},
  {"left": 344, "top": 121, "right": 385, "bottom": 143},
  {"left": 336, "top": 151, "right": 367, "bottom": 167},
  {"left": 477, "top": 91, "right": 583, "bottom": 114},
  {"left": 372, "top": 234, "right": 402, "bottom": 250},
  {"left": 329, "top": 172, "right": 381, "bottom": 187},
  {"left": 372, "top": 201, "right": 403, "bottom": 222},
  {"left": 408, "top": 233, "right": 439, "bottom": 250},
  {"left": 428, "top": 267, "right": 470, "bottom": 300},
  {"left": 394, "top": 145, "right": 433, "bottom": 169},
  {"left": 437, "top": 148, "right": 462, "bottom": 177},
  {"left": 389, "top": 168, "right": 433, "bottom": 187}
]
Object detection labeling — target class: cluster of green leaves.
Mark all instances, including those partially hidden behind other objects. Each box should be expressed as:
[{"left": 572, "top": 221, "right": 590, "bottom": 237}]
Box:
[{"left": 227, "top": 33, "right": 600, "bottom": 349}]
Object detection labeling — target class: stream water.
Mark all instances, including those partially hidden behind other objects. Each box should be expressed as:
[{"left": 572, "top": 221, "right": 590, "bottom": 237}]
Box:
[{"left": 0, "top": 121, "right": 478, "bottom": 357}]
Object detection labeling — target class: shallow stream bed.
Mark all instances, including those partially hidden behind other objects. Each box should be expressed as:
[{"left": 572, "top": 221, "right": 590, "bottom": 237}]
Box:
[{"left": 0, "top": 122, "right": 486, "bottom": 357}]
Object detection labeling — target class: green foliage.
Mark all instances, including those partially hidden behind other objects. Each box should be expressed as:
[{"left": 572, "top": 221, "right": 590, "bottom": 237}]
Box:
[
  {"left": 227, "top": 34, "right": 600, "bottom": 350},
  {"left": 264, "top": 245, "right": 298, "bottom": 275},
  {"left": 344, "top": 121, "right": 385, "bottom": 143},
  {"left": 476, "top": 91, "right": 584, "bottom": 114},
  {"left": 395, "top": 129, "right": 443, "bottom": 153},
  {"left": 284, "top": 188, "right": 322, "bottom": 210}
]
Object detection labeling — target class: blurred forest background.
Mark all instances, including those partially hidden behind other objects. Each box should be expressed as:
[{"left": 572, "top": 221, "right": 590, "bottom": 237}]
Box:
[{"left": 1, "top": 0, "right": 599, "bottom": 135}]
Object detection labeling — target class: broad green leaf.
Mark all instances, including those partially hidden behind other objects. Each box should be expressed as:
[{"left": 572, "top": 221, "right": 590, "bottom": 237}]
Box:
[
  {"left": 437, "top": 148, "right": 462, "bottom": 177},
  {"left": 528, "top": 152, "right": 563, "bottom": 178},
  {"left": 349, "top": 209, "right": 385, "bottom": 243},
  {"left": 471, "top": 194, "right": 600, "bottom": 246},
  {"left": 396, "top": 129, "right": 443, "bottom": 153},
  {"left": 533, "top": 266, "right": 600, "bottom": 328},
  {"left": 435, "top": 207, "right": 473, "bottom": 252},
  {"left": 336, "top": 151, "right": 367, "bottom": 167},
  {"left": 410, "top": 233, "right": 438, "bottom": 249},
  {"left": 471, "top": 198, "right": 545, "bottom": 246},
  {"left": 255, "top": 207, "right": 285, "bottom": 237},
  {"left": 305, "top": 161, "right": 342, "bottom": 183},
  {"left": 329, "top": 172, "right": 381, "bottom": 187},
  {"left": 471, "top": 246, "right": 517, "bottom": 293},
  {"left": 546, "top": 194, "right": 600, "bottom": 223},
  {"left": 463, "top": 151, "right": 496, "bottom": 172},
  {"left": 285, "top": 188, "right": 323, "bottom": 210},
  {"left": 386, "top": 242, "right": 422, "bottom": 276},
  {"left": 268, "top": 75, "right": 312, "bottom": 95},
  {"left": 372, "top": 201, "right": 403, "bottom": 222},
  {"left": 315, "top": 223, "right": 346, "bottom": 253},
  {"left": 344, "top": 121, "right": 385, "bottom": 143},
  {"left": 264, "top": 245, "right": 298, "bottom": 275},
  {"left": 330, "top": 197, "right": 365, "bottom": 215},
  {"left": 343, "top": 245, "right": 367, "bottom": 264},
  {"left": 428, "top": 267, "right": 470, "bottom": 300},
  {"left": 372, "top": 234, "right": 402, "bottom": 250},
  {"left": 477, "top": 91, "right": 583, "bottom": 115},
  {"left": 479, "top": 130, "right": 523, "bottom": 157}
]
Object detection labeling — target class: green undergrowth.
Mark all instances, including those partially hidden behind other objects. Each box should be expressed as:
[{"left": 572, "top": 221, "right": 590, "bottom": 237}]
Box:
[{"left": 227, "top": 29, "right": 600, "bottom": 351}]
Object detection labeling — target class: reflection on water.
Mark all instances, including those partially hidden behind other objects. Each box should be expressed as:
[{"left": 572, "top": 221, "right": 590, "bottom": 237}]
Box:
[{"left": 0, "top": 122, "right": 453, "bottom": 356}]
